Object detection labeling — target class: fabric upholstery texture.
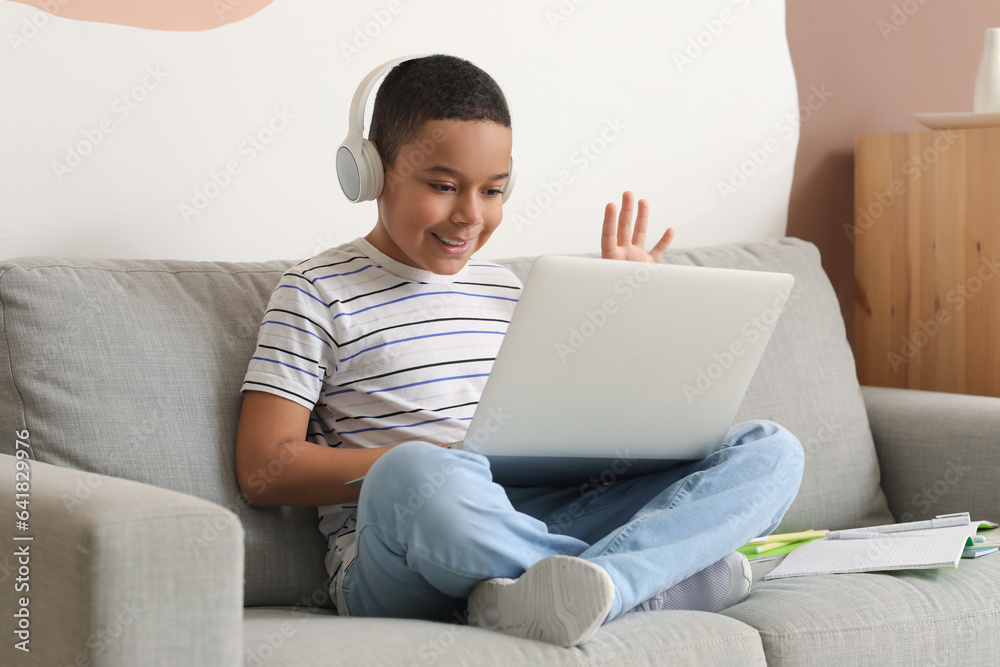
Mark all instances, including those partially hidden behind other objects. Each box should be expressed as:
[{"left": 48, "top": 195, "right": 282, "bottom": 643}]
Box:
[
  {"left": 861, "top": 385, "right": 1000, "bottom": 522},
  {"left": 0, "top": 238, "right": 893, "bottom": 611},
  {"left": 0, "top": 257, "right": 329, "bottom": 607},
  {"left": 4, "top": 239, "right": 997, "bottom": 666},
  {"left": 725, "top": 555, "right": 1000, "bottom": 665},
  {"left": 242, "top": 607, "right": 768, "bottom": 666},
  {"left": 0, "top": 454, "right": 244, "bottom": 666}
]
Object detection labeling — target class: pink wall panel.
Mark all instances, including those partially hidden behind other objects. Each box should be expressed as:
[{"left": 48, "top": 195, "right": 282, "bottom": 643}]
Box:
[{"left": 785, "top": 0, "right": 1000, "bottom": 348}]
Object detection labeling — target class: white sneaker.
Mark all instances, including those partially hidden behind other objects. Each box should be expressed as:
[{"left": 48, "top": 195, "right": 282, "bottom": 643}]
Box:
[
  {"left": 628, "top": 551, "right": 753, "bottom": 614},
  {"left": 467, "top": 555, "right": 616, "bottom": 647}
]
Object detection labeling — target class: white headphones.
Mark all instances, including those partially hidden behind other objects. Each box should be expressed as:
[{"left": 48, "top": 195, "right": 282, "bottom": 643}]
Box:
[{"left": 336, "top": 55, "right": 516, "bottom": 204}]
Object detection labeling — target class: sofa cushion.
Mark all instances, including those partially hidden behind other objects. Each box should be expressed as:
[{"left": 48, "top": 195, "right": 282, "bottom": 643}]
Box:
[
  {"left": 496, "top": 237, "right": 895, "bottom": 532},
  {"left": 724, "top": 555, "right": 1000, "bottom": 665},
  {"left": 0, "top": 257, "right": 325, "bottom": 607},
  {"left": 243, "top": 606, "right": 767, "bottom": 666}
]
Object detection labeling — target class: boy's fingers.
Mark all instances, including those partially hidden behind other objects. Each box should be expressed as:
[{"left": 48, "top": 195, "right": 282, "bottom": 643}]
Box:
[
  {"left": 631, "top": 198, "right": 649, "bottom": 249},
  {"left": 617, "top": 191, "right": 633, "bottom": 248},
  {"left": 601, "top": 203, "right": 618, "bottom": 256},
  {"left": 648, "top": 227, "right": 676, "bottom": 262}
]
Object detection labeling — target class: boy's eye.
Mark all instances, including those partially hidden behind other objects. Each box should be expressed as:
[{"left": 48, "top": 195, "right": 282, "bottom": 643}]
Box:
[
  {"left": 485, "top": 187, "right": 504, "bottom": 197},
  {"left": 431, "top": 183, "right": 455, "bottom": 193}
]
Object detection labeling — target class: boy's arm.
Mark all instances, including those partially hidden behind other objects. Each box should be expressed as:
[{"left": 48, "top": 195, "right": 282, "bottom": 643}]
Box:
[{"left": 235, "top": 390, "right": 394, "bottom": 507}]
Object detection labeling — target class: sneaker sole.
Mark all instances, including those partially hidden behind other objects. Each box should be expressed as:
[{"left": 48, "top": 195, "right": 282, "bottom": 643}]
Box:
[
  {"left": 467, "top": 555, "right": 615, "bottom": 647},
  {"left": 735, "top": 551, "right": 753, "bottom": 603}
]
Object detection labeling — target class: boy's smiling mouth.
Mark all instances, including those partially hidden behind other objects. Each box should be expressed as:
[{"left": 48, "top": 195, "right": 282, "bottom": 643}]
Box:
[{"left": 432, "top": 232, "right": 473, "bottom": 252}]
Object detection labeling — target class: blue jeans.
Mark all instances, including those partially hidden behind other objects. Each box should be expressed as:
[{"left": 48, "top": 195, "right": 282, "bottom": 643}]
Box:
[{"left": 341, "top": 420, "right": 804, "bottom": 622}]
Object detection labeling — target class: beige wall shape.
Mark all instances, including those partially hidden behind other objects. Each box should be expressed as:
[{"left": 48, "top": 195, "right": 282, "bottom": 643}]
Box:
[{"left": 11, "top": 0, "right": 273, "bottom": 31}]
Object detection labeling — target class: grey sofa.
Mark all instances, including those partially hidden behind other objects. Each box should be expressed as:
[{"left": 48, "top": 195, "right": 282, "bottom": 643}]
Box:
[{"left": 2, "top": 237, "right": 998, "bottom": 666}]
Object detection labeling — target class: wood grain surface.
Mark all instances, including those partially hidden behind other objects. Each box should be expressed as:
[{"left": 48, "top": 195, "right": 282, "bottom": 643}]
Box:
[{"left": 854, "top": 128, "right": 999, "bottom": 397}]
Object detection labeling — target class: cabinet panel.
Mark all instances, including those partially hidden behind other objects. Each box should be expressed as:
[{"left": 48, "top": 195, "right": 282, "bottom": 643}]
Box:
[{"left": 854, "top": 128, "right": 1000, "bottom": 398}]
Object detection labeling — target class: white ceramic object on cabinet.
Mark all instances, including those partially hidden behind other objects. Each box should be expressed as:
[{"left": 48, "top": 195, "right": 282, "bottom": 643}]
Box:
[
  {"left": 913, "top": 111, "right": 1000, "bottom": 130},
  {"left": 974, "top": 28, "right": 1000, "bottom": 113}
]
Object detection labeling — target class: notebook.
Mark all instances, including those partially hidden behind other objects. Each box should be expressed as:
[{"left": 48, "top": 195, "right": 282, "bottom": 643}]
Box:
[
  {"left": 762, "top": 521, "right": 982, "bottom": 580},
  {"left": 349, "top": 254, "right": 794, "bottom": 487}
]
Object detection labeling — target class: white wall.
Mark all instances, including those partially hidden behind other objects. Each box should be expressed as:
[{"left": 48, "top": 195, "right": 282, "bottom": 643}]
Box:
[{"left": 0, "top": 0, "right": 799, "bottom": 262}]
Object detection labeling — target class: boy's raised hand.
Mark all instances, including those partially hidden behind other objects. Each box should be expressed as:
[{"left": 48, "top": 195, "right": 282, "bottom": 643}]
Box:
[{"left": 601, "top": 191, "right": 675, "bottom": 262}]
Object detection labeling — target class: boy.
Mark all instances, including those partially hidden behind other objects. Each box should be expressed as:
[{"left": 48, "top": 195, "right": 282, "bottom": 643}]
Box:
[{"left": 235, "top": 54, "right": 804, "bottom": 648}]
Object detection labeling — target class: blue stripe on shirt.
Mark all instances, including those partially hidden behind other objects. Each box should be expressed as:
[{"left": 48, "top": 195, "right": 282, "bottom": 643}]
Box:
[
  {"left": 339, "top": 330, "right": 504, "bottom": 363},
  {"left": 311, "top": 264, "right": 375, "bottom": 282},
  {"left": 250, "top": 356, "right": 323, "bottom": 380},
  {"left": 325, "top": 514, "right": 356, "bottom": 538},
  {"left": 332, "top": 290, "right": 518, "bottom": 321}
]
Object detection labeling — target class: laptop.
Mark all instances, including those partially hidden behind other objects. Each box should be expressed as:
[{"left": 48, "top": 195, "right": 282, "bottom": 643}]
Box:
[{"left": 349, "top": 255, "right": 794, "bottom": 487}]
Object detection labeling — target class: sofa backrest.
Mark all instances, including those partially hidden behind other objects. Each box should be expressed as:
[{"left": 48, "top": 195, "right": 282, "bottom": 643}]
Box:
[
  {"left": 0, "top": 238, "right": 894, "bottom": 608},
  {"left": 0, "top": 256, "right": 328, "bottom": 607}
]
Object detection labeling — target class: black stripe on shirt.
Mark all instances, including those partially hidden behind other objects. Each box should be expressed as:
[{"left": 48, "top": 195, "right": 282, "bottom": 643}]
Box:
[
  {"left": 257, "top": 344, "right": 329, "bottom": 379},
  {"left": 339, "top": 357, "right": 496, "bottom": 387},
  {"left": 264, "top": 308, "right": 339, "bottom": 348},
  {"left": 258, "top": 343, "right": 319, "bottom": 365},
  {"left": 284, "top": 273, "right": 415, "bottom": 310},
  {"left": 243, "top": 380, "right": 315, "bottom": 405},
  {"left": 334, "top": 400, "right": 479, "bottom": 423},
  {"left": 339, "top": 281, "right": 412, "bottom": 304},
  {"left": 339, "top": 317, "right": 511, "bottom": 348},
  {"left": 301, "top": 255, "right": 371, "bottom": 275},
  {"left": 455, "top": 280, "right": 521, "bottom": 291}
]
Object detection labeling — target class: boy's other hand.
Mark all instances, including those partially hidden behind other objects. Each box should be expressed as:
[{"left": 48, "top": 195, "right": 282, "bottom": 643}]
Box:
[{"left": 601, "top": 191, "right": 675, "bottom": 263}]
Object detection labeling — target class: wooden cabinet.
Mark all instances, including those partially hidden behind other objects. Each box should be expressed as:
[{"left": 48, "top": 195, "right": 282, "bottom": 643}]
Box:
[{"left": 853, "top": 128, "right": 1000, "bottom": 398}]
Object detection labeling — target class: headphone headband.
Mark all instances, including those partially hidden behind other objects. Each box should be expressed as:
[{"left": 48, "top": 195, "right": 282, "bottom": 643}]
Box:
[{"left": 347, "top": 55, "right": 427, "bottom": 135}]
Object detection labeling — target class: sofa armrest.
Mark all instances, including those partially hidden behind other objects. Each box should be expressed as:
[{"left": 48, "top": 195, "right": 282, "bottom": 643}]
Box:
[
  {"left": 861, "top": 385, "right": 1000, "bottom": 523},
  {"left": 0, "top": 454, "right": 244, "bottom": 666}
]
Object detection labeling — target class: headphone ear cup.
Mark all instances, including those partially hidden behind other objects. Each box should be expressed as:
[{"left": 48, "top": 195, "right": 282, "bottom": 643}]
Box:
[
  {"left": 336, "top": 133, "right": 365, "bottom": 203},
  {"left": 359, "top": 139, "right": 384, "bottom": 201},
  {"left": 501, "top": 153, "right": 516, "bottom": 204},
  {"left": 337, "top": 135, "right": 385, "bottom": 202}
]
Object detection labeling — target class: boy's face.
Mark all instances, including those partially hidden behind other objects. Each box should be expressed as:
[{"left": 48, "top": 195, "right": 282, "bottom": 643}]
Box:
[{"left": 366, "top": 119, "right": 512, "bottom": 275}]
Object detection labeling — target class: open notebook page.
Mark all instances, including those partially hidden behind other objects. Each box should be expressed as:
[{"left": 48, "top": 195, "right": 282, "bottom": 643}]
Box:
[{"left": 763, "top": 523, "right": 976, "bottom": 580}]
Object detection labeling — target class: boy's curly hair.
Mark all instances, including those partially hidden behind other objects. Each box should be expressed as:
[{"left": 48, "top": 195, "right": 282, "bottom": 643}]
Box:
[{"left": 369, "top": 54, "right": 511, "bottom": 169}]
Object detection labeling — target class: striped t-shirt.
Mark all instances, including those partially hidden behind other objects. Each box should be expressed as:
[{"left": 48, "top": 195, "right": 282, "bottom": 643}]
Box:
[{"left": 241, "top": 236, "right": 522, "bottom": 612}]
